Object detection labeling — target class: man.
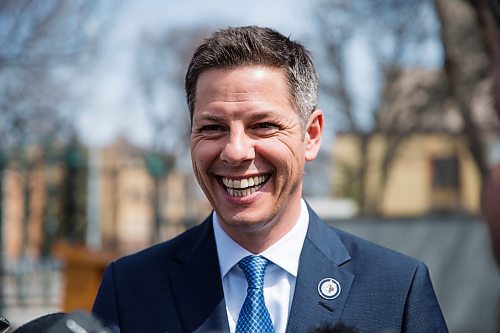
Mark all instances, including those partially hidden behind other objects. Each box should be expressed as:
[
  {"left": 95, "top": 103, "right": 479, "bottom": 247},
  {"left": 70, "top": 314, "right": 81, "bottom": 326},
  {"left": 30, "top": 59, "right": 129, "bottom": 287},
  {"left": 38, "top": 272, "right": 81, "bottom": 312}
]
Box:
[{"left": 92, "top": 26, "right": 448, "bottom": 333}]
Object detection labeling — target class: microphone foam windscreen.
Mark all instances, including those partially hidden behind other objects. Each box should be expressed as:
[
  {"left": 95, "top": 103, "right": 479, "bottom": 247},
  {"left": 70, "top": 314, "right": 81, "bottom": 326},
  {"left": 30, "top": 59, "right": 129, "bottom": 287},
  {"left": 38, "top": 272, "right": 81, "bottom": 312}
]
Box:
[{"left": 13, "top": 313, "right": 66, "bottom": 333}]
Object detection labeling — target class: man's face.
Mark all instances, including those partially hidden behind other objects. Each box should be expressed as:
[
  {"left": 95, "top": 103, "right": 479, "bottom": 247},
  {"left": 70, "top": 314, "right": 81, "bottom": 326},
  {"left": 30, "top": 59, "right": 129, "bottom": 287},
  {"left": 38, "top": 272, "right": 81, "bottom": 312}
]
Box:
[{"left": 190, "top": 65, "right": 322, "bottom": 245}]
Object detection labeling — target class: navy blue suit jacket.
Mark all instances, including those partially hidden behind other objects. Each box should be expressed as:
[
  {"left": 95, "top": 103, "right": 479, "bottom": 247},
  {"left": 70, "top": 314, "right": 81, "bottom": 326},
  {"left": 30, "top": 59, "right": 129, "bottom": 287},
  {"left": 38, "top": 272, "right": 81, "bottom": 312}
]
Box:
[{"left": 92, "top": 208, "right": 448, "bottom": 332}]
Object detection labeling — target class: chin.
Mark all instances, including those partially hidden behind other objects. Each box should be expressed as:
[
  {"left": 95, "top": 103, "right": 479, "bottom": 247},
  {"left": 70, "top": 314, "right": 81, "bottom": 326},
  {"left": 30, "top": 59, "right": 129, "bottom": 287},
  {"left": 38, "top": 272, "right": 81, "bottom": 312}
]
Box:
[{"left": 220, "top": 212, "right": 274, "bottom": 230}]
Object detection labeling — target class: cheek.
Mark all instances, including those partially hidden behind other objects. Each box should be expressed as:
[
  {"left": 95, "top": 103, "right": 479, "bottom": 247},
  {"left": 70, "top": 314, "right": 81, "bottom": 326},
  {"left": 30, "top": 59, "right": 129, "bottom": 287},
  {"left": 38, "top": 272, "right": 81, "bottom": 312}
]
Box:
[
  {"left": 257, "top": 138, "right": 304, "bottom": 166},
  {"left": 191, "top": 157, "right": 214, "bottom": 201},
  {"left": 190, "top": 158, "right": 203, "bottom": 186},
  {"left": 191, "top": 151, "right": 207, "bottom": 176},
  {"left": 190, "top": 144, "right": 207, "bottom": 176},
  {"left": 191, "top": 143, "right": 219, "bottom": 173}
]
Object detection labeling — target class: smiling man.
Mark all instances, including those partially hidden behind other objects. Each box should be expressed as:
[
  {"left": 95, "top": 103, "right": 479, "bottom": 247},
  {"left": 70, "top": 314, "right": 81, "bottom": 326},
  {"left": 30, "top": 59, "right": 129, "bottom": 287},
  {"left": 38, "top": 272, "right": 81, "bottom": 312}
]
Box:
[
  {"left": 190, "top": 65, "right": 321, "bottom": 254},
  {"left": 92, "top": 26, "right": 448, "bottom": 333}
]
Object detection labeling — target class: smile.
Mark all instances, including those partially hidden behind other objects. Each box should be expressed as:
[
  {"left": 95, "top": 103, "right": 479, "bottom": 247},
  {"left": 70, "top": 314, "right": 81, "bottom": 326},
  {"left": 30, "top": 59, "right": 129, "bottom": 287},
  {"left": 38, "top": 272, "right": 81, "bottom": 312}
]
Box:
[{"left": 221, "top": 175, "right": 269, "bottom": 197}]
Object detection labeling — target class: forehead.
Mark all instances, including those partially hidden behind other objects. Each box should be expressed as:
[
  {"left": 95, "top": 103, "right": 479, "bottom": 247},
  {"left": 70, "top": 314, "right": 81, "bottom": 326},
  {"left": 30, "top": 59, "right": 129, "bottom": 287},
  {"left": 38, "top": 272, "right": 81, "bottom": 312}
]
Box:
[{"left": 194, "top": 65, "right": 293, "bottom": 113}]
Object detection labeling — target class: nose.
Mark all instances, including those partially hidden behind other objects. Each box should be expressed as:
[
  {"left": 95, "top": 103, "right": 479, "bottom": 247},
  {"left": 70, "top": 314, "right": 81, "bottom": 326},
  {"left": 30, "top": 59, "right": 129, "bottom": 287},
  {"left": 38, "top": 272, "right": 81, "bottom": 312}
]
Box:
[{"left": 220, "top": 127, "right": 255, "bottom": 165}]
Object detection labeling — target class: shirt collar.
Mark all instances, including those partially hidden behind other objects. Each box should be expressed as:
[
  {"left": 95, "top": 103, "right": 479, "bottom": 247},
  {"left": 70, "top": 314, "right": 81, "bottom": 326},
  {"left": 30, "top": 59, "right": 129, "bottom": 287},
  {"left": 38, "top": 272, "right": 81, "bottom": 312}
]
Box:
[{"left": 213, "top": 199, "right": 309, "bottom": 279}]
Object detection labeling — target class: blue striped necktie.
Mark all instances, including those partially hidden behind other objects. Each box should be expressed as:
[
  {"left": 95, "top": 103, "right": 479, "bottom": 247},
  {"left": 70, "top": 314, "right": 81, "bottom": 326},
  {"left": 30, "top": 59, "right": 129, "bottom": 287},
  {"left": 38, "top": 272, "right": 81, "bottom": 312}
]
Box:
[{"left": 236, "top": 255, "right": 274, "bottom": 333}]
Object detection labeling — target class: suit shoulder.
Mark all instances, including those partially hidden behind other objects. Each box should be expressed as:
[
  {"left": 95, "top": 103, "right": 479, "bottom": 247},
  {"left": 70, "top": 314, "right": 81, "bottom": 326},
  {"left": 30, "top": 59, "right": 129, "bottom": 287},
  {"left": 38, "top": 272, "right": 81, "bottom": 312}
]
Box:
[
  {"left": 332, "top": 225, "right": 422, "bottom": 269},
  {"left": 307, "top": 206, "right": 421, "bottom": 269},
  {"left": 112, "top": 218, "right": 211, "bottom": 272}
]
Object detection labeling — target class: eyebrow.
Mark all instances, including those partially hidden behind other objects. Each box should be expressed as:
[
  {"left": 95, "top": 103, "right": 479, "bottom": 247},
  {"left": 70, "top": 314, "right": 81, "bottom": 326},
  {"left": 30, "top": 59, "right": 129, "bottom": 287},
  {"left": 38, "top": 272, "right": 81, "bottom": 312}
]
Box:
[
  {"left": 193, "top": 113, "right": 224, "bottom": 123},
  {"left": 249, "top": 112, "right": 275, "bottom": 121},
  {"left": 193, "top": 110, "right": 277, "bottom": 123}
]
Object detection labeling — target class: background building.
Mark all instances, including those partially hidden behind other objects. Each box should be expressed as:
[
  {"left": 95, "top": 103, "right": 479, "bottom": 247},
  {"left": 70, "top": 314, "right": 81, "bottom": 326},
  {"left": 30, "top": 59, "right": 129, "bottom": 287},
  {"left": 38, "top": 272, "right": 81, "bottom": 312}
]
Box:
[{"left": 333, "top": 69, "right": 500, "bottom": 217}]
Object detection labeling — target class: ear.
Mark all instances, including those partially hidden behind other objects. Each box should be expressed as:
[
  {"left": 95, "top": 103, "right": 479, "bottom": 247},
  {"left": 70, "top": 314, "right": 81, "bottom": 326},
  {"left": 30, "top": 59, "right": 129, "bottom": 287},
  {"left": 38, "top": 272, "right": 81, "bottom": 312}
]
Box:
[{"left": 304, "top": 109, "right": 324, "bottom": 161}]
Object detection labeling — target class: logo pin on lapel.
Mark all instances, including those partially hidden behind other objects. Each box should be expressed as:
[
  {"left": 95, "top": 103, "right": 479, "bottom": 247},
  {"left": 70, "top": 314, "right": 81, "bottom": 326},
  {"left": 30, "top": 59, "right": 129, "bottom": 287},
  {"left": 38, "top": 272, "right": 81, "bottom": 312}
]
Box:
[{"left": 318, "top": 278, "right": 341, "bottom": 300}]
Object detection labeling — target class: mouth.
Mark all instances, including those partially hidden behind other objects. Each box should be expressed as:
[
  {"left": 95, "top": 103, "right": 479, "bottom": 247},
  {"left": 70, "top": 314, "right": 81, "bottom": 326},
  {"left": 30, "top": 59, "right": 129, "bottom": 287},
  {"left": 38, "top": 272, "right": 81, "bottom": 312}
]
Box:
[{"left": 220, "top": 174, "right": 270, "bottom": 197}]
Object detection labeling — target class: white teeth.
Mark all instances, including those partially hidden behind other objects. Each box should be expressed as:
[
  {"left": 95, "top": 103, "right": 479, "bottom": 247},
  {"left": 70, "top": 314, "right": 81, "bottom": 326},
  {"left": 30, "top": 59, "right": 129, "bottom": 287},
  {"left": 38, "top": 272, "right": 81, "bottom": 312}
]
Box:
[
  {"left": 221, "top": 175, "right": 268, "bottom": 197},
  {"left": 222, "top": 175, "right": 268, "bottom": 189}
]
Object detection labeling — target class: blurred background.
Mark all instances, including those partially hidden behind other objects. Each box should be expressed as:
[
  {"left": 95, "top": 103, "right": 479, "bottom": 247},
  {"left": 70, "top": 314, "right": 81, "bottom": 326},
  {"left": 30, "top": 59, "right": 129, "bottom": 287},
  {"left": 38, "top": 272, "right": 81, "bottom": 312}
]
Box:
[{"left": 1, "top": 0, "right": 499, "bottom": 332}]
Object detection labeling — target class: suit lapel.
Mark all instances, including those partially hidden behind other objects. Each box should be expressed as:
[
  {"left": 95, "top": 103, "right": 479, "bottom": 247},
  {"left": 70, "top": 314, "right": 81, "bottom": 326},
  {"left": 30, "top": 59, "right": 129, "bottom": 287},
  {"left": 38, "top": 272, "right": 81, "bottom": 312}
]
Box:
[
  {"left": 286, "top": 207, "right": 354, "bottom": 333},
  {"left": 170, "top": 216, "right": 230, "bottom": 333}
]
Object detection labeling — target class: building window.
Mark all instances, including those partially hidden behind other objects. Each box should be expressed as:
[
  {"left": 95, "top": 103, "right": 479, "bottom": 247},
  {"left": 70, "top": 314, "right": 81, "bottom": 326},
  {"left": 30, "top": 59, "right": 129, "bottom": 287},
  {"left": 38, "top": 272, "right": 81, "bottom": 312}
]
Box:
[
  {"left": 432, "top": 156, "right": 459, "bottom": 190},
  {"left": 430, "top": 155, "right": 460, "bottom": 213}
]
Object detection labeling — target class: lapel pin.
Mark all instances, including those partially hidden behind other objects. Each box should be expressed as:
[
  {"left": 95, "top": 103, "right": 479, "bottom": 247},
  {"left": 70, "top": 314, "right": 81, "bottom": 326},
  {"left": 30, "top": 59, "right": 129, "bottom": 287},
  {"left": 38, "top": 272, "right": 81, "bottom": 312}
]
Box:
[{"left": 318, "top": 278, "right": 341, "bottom": 300}]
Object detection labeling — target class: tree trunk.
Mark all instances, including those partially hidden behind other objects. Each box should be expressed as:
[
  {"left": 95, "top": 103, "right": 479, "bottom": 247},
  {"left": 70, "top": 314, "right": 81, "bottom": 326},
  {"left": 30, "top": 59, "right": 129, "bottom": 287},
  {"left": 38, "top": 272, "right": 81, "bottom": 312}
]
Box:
[
  {"left": 358, "top": 134, "right": 370, "bottom": 216},
  {"left": 435, "top": 0, "right": 490, "bottom": 183}
]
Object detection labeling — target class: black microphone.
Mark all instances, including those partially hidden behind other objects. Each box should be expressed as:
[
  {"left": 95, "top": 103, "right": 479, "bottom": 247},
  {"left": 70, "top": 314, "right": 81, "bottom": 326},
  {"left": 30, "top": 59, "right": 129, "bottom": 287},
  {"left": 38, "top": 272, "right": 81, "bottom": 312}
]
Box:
[
  {"left": 0, "top": 316, "right": 9, "bottom": 333},
  {"left": 13, "top": 311, "right": 117, "bottom": 333},
  {"left": 13, "top": 313, "right": 66, "bottom": 333},
  {"left": 46, "top": 311, "right": 114, "bottom": 333}
]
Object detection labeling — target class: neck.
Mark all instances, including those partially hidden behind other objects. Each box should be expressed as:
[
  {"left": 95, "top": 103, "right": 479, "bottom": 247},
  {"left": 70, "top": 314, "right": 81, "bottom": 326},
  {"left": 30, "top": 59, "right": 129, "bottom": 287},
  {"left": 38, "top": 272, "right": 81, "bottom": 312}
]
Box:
[{"left": 220, "top": 197, "right": 303, "bottom": 254}]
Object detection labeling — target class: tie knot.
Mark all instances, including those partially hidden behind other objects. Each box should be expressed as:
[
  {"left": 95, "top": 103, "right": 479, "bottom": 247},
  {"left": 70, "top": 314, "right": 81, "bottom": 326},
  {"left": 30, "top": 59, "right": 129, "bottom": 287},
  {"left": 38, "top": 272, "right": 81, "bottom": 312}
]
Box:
[{"left": 238, "top": 255, "right": 269, "bottom": 290}]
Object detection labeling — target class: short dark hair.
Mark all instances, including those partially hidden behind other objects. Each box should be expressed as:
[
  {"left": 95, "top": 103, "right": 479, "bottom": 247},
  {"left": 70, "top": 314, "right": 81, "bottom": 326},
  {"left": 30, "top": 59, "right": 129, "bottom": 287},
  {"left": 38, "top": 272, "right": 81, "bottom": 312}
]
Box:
[{"left": 185, "top": 26, "right": 319, "bottom": 126}]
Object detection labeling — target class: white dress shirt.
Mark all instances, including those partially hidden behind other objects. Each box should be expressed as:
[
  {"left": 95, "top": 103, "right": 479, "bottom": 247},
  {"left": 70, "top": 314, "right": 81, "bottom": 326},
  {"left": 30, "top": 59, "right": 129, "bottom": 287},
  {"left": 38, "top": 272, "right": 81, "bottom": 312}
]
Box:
[{"left": 213, "top": 199, "right": 309, "bottom": 333}]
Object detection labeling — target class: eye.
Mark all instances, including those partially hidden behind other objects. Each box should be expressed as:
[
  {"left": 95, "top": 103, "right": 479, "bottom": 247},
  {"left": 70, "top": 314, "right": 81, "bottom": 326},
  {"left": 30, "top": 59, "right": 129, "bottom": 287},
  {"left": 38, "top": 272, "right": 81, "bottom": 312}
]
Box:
[
  {"left": 199, "top": 124, "right": 226, "bottom": 133},
  {"left": 253, "top": 122, "right": 279, "bottom": 130}
]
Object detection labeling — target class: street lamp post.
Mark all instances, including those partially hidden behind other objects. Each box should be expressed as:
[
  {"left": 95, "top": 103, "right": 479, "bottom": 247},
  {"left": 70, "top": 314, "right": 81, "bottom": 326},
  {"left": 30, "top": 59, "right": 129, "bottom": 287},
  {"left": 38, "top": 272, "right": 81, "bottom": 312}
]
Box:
[
  {"left": 145, "top": 153, "right": 169, "bottom": 245},
  {"left": 61, "top": 142, "right": 86, "bottom": 243},
  {"left": 0, "top": 152, "right": 7, "bottom": 313}
]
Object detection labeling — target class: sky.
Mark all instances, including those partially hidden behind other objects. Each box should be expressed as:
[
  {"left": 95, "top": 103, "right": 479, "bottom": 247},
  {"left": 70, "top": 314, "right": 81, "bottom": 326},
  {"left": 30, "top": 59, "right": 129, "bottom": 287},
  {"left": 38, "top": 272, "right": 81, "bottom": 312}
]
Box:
[
  {"left": 75, "top": 0, "right": 442, "bottom": 155},
  {"left": 77, "top": 0, "right": 319, "bottom": 148}
]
